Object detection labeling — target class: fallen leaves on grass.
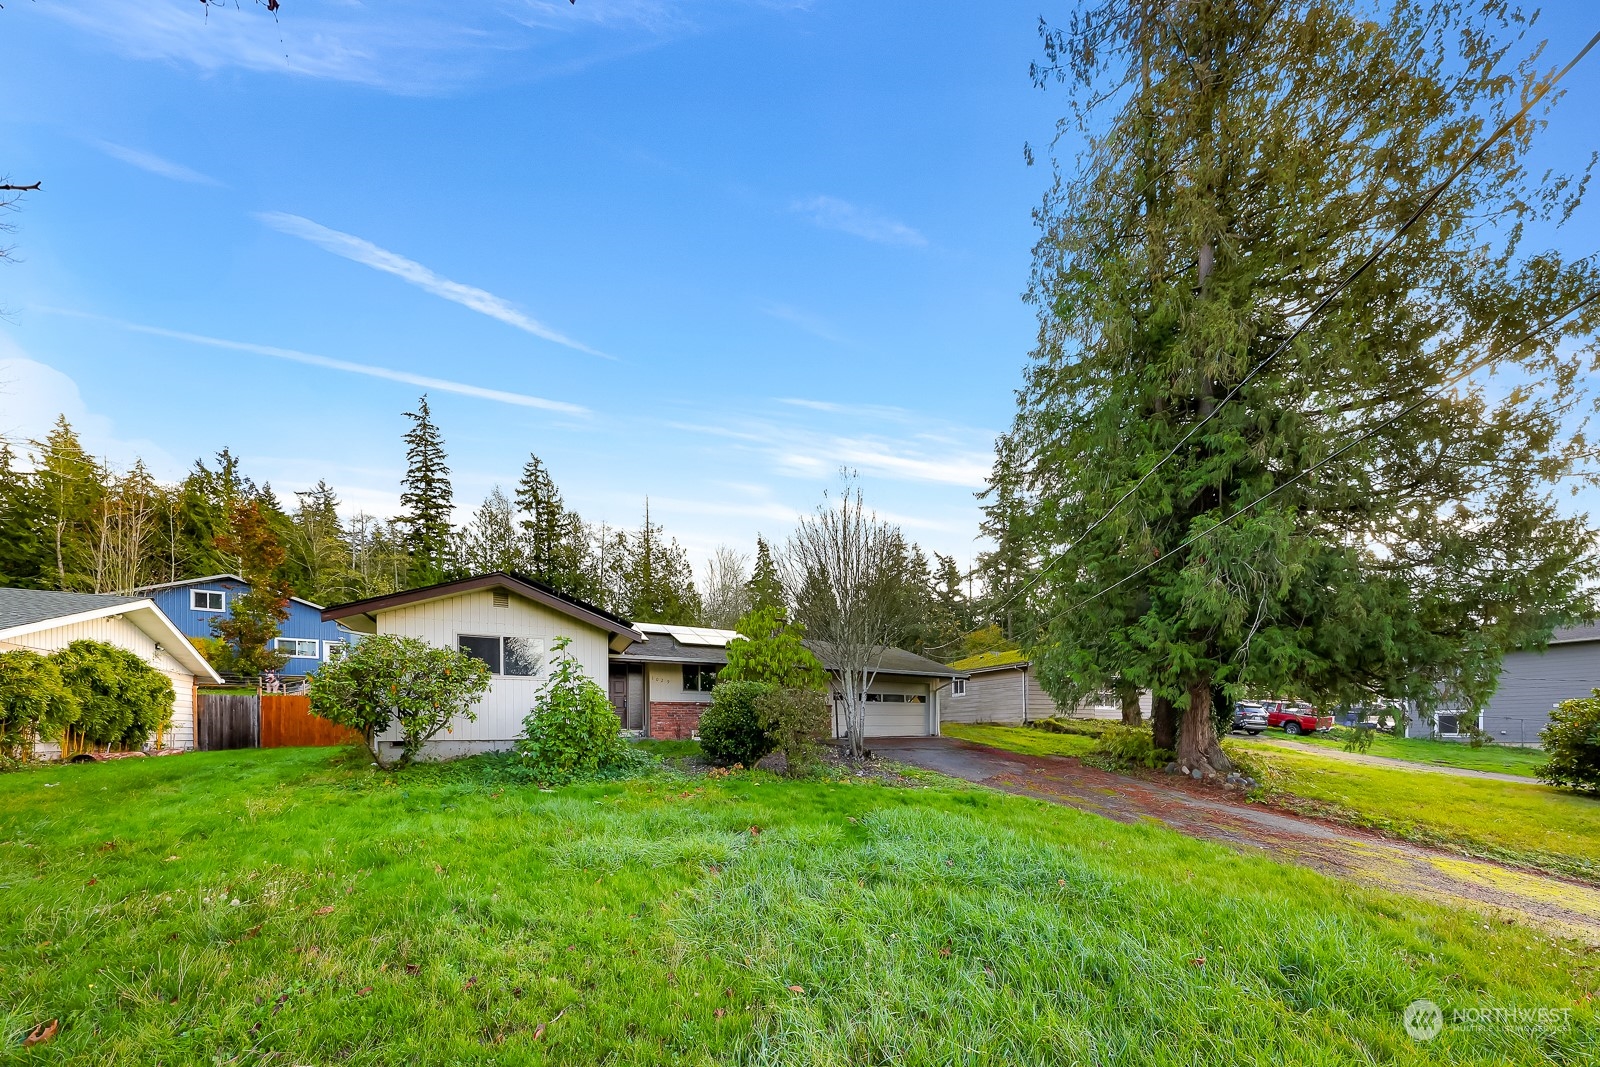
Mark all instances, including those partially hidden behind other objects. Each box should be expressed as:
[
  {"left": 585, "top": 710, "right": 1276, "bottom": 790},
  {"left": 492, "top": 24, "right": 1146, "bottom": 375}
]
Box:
[
  {"left": 313, "top": 906, "right": 335, "bottom": 915},
  {"left": 271, "top": 993, "right": 289, "bottom": 1016},
  {"left": 1191, "top": 957, "right": 1207, "bottom": 968},
  {"left": 357, "top": 986, "right": 373, "bottom": 997},
  {"left": 533, "top": 1006, "right": 568, "bottom": 1042},
  {"left": 465, "top": 976, "right": 478, "bottom": 989},
  {"left": 23, "top": 1019, "right": 58, "bottom": 1046},
  {"left": 787, "top": 985, "right": 805, "bottom": 994},
  {"left": 404, "top": 964, "right": 421, "bottom": 976}
]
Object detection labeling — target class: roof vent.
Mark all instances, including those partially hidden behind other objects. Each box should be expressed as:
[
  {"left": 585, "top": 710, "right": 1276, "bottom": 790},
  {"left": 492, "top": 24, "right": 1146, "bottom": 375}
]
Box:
[{"left": 492, "top": 590, "right": 510, "bottom": 608}]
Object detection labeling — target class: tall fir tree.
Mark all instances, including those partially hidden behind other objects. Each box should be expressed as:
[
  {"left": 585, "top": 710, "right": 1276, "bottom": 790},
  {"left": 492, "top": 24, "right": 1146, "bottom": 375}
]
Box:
[
  {"left": 745, "top": 535, "right": 786, "bottom": 614},
  {"left": 399, "top": 395, "right": 455, "bottom": 587},
  {"left": 618, "top": 500, "right": 701, "bottom": 624},
  {"left": 514, "top": 453, "right": 591, "bottom": 597},
  {"left": 999, "top": 0, "right": 1600, "bottom": 772},
  {"left": 33, "top": 416, "right": 102, "bottom": 592}
]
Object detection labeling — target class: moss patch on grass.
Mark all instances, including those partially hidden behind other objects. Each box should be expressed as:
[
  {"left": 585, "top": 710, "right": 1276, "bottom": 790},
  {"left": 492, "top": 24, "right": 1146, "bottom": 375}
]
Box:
[
  {"left": 1232, "top": 744, "right": 1600, "bottom": 881},
  {"left": 0, "top": 748, "right": 1594, "bottom": 1065}
]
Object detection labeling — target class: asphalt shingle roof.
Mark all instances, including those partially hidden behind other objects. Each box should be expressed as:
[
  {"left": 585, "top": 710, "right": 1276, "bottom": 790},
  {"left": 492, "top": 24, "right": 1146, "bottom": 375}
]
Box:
[
  {"left": 0, "top": 588, "right": 144, "bottom": 634},
  {"left": 614, "top": 633, "right": 960, "bottom": 677}
]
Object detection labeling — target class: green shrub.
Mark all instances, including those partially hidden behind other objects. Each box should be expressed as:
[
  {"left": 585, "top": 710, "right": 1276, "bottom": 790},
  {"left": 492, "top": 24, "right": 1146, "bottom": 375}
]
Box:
[
  {"left": 515, "top": 637, "right": 629, "bottom": 785},
  {"left": 1540, "top": 691, "right": 1600, "bottom": 793},
  {"left": 755, "top": 687, "right": 830, "bottom": 776},
  {"left": 0, "top": 650, "right": 81, "bottom": 762},
  {"left": 309, "top": 634, "right": 491, "bottom": 767},
  {"left": 50, "top": 640, "right": 173, "bottom": 749},
  {"left": 698, "top": 680, "right": 776, "bottom": 767},
  {"left": 1084, "top": 723, "right": 1173, "bottom": 770}
]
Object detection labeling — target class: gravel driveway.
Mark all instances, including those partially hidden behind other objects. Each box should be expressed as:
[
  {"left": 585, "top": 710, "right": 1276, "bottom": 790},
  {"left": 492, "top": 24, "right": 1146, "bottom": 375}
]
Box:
[{"left": 873, "top": 736, "right": 1600, "bottom": 945}]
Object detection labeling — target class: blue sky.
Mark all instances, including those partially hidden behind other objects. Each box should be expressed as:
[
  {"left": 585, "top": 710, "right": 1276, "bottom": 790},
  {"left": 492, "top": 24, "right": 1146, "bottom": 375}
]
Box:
[{"left": 1, "top": 1, "right": 1597, "bottom": 575}]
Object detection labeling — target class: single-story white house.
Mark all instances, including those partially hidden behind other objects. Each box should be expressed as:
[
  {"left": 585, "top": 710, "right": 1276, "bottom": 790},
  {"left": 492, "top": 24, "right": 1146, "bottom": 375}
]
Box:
[
  {"left": 0, "top": 586, "right": 223, "bottom": 752},
  {"left": 609, "top": 622, "right": 964, "bottom": 740},
  {"left": 943, "top": 650, "right": 1151, "bottom": 724},
  {"left": 323, "top": 573, "right": 965, "bottom": 757},
  {"left": 322, "top": 572, "right": 644, "bottom": 761}
]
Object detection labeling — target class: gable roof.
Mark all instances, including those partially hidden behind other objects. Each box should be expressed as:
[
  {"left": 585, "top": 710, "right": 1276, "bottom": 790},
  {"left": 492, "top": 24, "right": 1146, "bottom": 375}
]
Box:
[
  {"left": 0, "top": 587, "right": 223, "bottom": 682},
  {"left": 132, "top": 573, "right": 333, "bottom": 614},
  {"left": 948, "top": 649, "right": 1028, "bottom": 673},
  {"left": 321, "top": 572, "right": 644, "bottom": 652},
  {"left": 614, "top": 630, "right": 965, "bottom": 679}
]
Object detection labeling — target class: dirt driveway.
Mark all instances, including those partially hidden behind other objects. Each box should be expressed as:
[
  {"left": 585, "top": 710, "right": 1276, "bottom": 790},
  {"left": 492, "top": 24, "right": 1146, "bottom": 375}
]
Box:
[{"left": 874, "top": 736, "right": 1600, "bottom": 945}]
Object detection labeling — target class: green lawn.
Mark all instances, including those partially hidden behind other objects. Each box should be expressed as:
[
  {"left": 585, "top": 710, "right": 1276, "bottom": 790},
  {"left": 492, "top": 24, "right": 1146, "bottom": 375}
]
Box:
[
  {"left": 941, "top": 721, "right": 1100, "bottom": 758},
  {"left": 0, "top": 747, "right": 1594, "bottom": 1065},
  {"left": 945, "top": 723, "right": 1600, "bottom": 883},
  {"left": 1225, "top": 743, "right": 1600, "bottom": 881},
  {"left": 1259, "top": 731, "right": 1549, "bottom": 776}
]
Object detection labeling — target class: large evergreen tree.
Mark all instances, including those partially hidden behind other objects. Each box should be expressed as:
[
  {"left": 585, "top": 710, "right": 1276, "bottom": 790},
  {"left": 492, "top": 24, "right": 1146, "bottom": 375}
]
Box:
[
  {"left": 994, "top": 0, "right": 1600, "bottom": 773},
  {"left": 211, "top": 499, "right": 291, "bottom": 676},
  {"left": 514, "top": 453, "right": 591, "bottom": 597},
  {"left": 746, "top": 535, "right": 786, "bottom": 614},
  {"left": 618, "top": 501, "right": 701, "bottom": 624},
  {"left": 455, "top": 488, "right": 527, "bottom": 575},
  {"left": 399, "top": 395, "right": 455, "bottom": 587}
]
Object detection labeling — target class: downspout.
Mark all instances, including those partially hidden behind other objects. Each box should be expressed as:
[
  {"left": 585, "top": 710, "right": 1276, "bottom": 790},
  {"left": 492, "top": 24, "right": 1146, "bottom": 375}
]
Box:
[{"left": 1022, "top": 663, "right": 1030, "bottom": 724}]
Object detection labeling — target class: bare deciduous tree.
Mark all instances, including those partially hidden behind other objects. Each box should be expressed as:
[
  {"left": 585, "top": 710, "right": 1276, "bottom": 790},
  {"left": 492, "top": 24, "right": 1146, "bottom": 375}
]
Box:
[
  {"left": 700, "top": 545, "right": 751, "bottom": 628},
  {"left": 783, "top": 478, "right": 909, "bottom": 759}
]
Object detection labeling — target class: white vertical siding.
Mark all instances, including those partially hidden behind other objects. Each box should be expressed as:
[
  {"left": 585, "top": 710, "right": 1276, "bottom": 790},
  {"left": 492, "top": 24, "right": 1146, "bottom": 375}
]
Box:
[
  {"left": 1, "top": 615, "right": 199, "bottom": 751},
  {"left": 374, "top": 589, "right": 611, "bottom": 747}
]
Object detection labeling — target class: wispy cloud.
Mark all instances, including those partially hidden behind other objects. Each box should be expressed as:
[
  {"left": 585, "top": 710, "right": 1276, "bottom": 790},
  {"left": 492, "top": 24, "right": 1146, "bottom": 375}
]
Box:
[
  {"left": 670, "top": 411, "right": 993, "bottom": 490},
  {"left": 257, "top": 212, "right": 610, "bottom": 359},
  {"left": 759, "top": 303, "right": 852, "bottom": 346},
  {"left": 93, "top": 141, "right": 220, "bottom": 186},
  {"left": 35, "top": 1, "right": 813, "bottom": 93},
  {"left": 41, "top": 309, "right": 589, "bottom": 416},
  {"left": 790, "top": 195, "right": 927, "bottom": 248}
]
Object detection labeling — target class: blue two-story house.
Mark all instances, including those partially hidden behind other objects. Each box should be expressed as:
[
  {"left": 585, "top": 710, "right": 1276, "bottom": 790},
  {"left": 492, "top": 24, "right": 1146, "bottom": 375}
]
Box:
[{"left": 134, "top": 574, "right": 362, "bottom": 677}]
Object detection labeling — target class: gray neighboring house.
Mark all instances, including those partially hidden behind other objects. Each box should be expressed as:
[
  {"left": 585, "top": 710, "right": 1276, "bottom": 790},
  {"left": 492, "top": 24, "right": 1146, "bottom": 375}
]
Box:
[
  {"left": 1407, "top": 623, "right": 1600, "bottom": 745},
  {"left": 944, "top": 651, "right": 1152, "bottom": 724},
  {"left": 609, "top": 622, "right": 964, "bottom": 740}
]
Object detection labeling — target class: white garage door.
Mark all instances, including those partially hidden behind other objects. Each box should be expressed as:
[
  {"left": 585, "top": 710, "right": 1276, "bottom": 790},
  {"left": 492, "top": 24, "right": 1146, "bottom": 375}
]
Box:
[{"left": 863, "top": 691, "right": 930, "bottom": 737}]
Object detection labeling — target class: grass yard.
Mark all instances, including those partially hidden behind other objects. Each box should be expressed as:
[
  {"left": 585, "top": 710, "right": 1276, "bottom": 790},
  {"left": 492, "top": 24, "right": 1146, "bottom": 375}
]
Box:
[
  {"left": 940, "top": 721, "right": 1100, "bottom": 758},
  {"left": 1, "top": 747, "right": 1595, "bottom": 1065},
  {"left": 1225, "top": 744, "right": 1600, "bottom": 882},
  {"left": 1259, "top": 731, "right": 1549, "bottom": 777}
]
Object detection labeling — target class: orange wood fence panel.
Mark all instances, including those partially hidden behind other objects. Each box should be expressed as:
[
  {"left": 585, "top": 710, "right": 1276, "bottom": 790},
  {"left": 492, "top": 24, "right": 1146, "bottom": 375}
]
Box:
[{"left": 259, "top": 693, "right": 363, "bottom": 748}]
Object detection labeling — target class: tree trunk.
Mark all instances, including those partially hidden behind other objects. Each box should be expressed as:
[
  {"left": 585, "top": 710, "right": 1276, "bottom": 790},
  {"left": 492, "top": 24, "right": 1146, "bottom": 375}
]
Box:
[
  {"left": 1119, "top": 685, "right": 1142, "bottom": 727},
  {"left": 1151, "top": 694, "right": 1176, "bottom": 751},
  {"left": 1176, "top": 678, "right": 1232, "bottom": 776}
]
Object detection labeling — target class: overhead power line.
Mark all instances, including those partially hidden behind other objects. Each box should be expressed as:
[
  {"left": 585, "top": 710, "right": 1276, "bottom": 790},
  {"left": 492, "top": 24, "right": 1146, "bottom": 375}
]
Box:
[
  {"left": 994, "top": 27, "right": 1600, "bottom": 617},
  {"left": 1032, "top": 286, "right": 1600, "bottom": 631}
]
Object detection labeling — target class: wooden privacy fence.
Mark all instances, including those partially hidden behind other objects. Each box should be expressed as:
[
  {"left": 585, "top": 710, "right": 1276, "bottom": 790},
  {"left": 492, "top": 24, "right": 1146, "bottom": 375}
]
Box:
[
  {"left": 260, "top": 694, "right": 363, "bottom": 748},
  {"left": 197, "top": 694, "right": 260, "bottom": 751},
  {"left": 196, "top": 692, "right": 362, "bottom": 751}
]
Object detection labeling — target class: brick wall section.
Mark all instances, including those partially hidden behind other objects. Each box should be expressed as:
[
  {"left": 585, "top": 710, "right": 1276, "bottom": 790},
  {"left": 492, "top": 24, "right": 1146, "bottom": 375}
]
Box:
[{"left": 650, "top": 701, "right": 707, "bottom": 740}]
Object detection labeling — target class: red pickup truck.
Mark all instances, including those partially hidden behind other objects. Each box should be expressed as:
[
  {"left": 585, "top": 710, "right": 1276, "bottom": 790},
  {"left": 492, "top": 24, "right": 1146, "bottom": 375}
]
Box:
[{"left": 1265, "top": 702, "right": 1335, "bottom": 735}]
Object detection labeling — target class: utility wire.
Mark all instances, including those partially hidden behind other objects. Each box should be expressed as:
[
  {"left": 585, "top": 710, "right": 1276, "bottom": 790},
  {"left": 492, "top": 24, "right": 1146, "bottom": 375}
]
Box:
[
  {"left": 1027, "top": 286, "right": 1600, "bottom": 633},
  {"left": 991, "top": 27, "right": 1600, "bottom": 618}
]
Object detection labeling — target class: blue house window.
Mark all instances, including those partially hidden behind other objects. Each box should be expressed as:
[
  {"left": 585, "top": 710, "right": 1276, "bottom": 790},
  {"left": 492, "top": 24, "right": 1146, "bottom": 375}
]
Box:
[
  {"left": 274, "top": 637, "right": 320, "bottom": 659},
  {"left": 192, "top": 589, "right": 225, "bottom": 612}
]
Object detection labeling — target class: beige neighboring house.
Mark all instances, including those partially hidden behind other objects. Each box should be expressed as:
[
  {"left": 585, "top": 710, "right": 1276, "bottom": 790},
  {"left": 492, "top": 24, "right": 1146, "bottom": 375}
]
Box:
[
  {"left": 609, "top": 622, "right": 964, "bottom": 740},
  {"left": 322, "top": 572, "right": 643, "bottom": 761},
  {"left": 0, "top": 587, "right": 223, "bottom": 753},
  {"left": 943, "top": 650, "right": 1152, "bottom": 725}
]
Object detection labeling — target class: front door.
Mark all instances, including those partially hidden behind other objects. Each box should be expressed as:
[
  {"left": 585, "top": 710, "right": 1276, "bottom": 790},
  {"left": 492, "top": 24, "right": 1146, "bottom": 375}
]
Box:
[{"left": 608, "top": 673, "right": 628, "bottom": 725}]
